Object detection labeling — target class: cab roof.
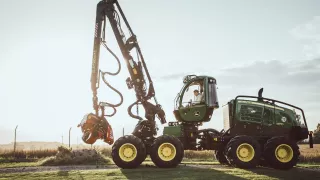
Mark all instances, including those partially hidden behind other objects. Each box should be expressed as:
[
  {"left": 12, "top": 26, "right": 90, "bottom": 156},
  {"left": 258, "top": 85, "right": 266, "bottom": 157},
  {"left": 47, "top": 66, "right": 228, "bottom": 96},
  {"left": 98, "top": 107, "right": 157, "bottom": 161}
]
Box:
[{"left": 183, "top": 75, "right": 217, "bottom": 84}]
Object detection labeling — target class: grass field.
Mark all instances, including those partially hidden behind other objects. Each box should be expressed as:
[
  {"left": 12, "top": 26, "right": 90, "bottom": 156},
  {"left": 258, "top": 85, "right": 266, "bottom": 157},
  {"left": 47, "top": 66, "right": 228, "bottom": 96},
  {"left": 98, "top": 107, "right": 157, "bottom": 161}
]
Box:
[
  {"left": 0, "top": 144, "right": 320, "bottom": 167},
  {"left": 1, "top": 164, "right": 320, "bottom": 180},
  {"left": 1, "top": 144, "right": 320, "bottom": 180}
]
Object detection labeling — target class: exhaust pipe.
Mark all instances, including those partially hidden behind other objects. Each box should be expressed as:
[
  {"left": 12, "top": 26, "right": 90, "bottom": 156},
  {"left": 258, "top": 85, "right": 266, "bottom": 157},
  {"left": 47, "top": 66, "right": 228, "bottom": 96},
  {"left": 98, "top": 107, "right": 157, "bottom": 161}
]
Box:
[{"left": 258, "top": 88, "right": 263, "bottom": 102}]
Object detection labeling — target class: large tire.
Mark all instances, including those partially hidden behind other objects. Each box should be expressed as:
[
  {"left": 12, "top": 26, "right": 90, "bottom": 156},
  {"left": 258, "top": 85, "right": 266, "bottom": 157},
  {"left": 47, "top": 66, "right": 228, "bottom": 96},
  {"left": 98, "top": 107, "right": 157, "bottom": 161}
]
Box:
[
  {"left": 214, "top": 149, "right": 229, "bottom": 165},
  {"left": 263, "top": 137, "right": 300, "bottom": 170},
  {"left": 150, "top": 135, "right": 184, "bottom": 168},
  {"left": 112, "top": 135, "right": 146, "bottom": 169},
  {"left": 225, "top": 136, "right": 261, "bottom": 169}
]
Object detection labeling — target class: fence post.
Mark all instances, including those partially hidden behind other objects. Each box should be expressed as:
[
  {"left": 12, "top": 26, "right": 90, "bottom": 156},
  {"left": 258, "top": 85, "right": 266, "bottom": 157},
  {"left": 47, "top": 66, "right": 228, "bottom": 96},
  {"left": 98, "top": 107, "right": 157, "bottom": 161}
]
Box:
[
  {"left": 13, "top": 125, "right": 18, "bottom": 158},
  {"left": 69, "top": 127, "right": 72, "bottom": 148}
]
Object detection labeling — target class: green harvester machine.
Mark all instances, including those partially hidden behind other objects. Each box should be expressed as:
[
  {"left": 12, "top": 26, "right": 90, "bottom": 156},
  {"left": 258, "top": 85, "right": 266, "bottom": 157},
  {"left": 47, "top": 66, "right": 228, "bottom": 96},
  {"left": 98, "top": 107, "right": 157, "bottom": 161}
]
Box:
[
  {"left": 83, "top": 0, "right": 313, "bottom": 170},
  {"left": 162, "top": 75, "right": 313, "bottom": 169}
]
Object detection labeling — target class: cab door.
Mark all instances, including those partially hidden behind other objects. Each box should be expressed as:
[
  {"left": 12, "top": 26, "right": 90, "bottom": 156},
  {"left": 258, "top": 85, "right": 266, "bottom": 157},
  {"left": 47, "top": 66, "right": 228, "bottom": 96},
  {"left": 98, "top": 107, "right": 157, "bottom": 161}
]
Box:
[
  {"left": 261, "top": 104, "right": 276, "bottom": 136},
  {"left": 179, "top": 104, "right": 207, "bottom": 122},
  {"left": 273, "top": 108, "right": 293, "bottom": 136},
  {"left": 178, "top": 78, "right": 207, "bottom": 122}
]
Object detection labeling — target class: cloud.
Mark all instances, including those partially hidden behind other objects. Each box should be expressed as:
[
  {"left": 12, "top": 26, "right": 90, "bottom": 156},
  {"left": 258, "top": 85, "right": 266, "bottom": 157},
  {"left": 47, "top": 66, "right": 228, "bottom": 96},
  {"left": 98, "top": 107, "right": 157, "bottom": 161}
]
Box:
[
  {"left": 155, "top": 70, "right": 212, "bottom": 81},
  {"left": 157, "top": 58, "right": 320, "bottom": 87},
  {"left": 290, "top": 16, "right": 320, "bottom": 59},
  {"left": 218, "top": 59, "right": 320, "bottom": 87},
  {"left": 295, "top": 58, "right": 320, "bottom": 71}
]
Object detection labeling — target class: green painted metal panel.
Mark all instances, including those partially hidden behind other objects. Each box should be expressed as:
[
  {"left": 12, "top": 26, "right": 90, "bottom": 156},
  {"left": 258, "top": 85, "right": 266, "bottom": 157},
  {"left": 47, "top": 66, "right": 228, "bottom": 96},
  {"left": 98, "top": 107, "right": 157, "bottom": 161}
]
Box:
[
  {"left": 178, "top": 105, "right": 207, "bottom": 122},
  {"left": 163, "top": 125, "right": 183, "bottom": 137}
]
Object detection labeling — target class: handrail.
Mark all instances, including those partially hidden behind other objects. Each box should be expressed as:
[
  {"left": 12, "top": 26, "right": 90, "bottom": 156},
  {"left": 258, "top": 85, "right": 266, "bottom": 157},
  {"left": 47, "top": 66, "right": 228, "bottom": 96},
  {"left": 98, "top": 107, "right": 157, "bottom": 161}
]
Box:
[{"left": 234, "top": 95, "right": 308, "bottom": 129}]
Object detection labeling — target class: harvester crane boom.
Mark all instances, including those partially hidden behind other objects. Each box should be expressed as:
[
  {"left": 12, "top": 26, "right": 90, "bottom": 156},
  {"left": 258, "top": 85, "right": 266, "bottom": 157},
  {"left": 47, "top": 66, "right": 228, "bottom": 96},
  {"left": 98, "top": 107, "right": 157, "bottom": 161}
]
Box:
[{"left": 90, "top": 0, "right": 166, "bottom": 133}]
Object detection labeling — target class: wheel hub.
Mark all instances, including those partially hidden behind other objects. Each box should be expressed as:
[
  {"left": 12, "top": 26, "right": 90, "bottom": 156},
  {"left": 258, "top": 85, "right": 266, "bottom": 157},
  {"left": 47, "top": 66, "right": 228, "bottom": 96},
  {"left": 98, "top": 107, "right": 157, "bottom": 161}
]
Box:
[
  {"left": 240, "top": 148, "right": 249, "bottom": 157},
  {"left": 158, "top": 143, "right": 176, "bottom": 161},
  {"left": 119, "top": 143, "right": 137, "bottom": 162},
  {"left": 275, "top": 144, "right": 293, "bottom": 163},
  {"left": 124, "top": 148, "right": 134, "bottom": 157},
  {"left": 162, "top": 147, "right": 172, "bottom": 157},
  {"left": 278, "top": 149, "right": 288, "bottom": 158},
  {"left": 236, "top": 143, "right": 255, "bottom": 162}
]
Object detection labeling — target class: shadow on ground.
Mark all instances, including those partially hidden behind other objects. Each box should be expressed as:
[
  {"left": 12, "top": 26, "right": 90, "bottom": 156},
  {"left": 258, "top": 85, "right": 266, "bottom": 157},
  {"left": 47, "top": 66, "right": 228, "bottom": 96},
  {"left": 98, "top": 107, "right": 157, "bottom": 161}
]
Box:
[
  {"left": 120, "top": 164, "right": 320, "bottom": 180},
  {"left": 246, "top": 166, "right": 320, "bottom": 180},
  {"left": 120, "top": 164, "right": 246, "bottom": 180}
]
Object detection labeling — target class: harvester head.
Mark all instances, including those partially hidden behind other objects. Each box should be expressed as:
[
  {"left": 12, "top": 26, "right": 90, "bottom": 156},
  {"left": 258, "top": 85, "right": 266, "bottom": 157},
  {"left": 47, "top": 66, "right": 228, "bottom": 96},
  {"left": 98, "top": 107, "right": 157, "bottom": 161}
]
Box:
[{"left": 78, "top": 113, "right": 114, "bottom": 145}]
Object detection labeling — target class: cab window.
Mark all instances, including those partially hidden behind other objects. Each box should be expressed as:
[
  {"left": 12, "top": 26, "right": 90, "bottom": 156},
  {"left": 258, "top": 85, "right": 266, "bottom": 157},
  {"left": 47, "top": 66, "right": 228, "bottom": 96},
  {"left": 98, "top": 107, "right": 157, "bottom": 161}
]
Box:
[
  {"left": 239, "top": 105, "right": 263, "bottom": 123},
  {"left": 181, "top": 80, "right": 204, "bottom": 106}
]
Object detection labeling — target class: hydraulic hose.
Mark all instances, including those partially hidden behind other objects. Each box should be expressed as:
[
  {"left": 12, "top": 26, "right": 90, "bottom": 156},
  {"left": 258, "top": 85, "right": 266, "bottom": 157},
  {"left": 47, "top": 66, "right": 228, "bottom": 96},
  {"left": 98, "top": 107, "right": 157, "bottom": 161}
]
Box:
[
  {"left": 100, "top": 41, "right": 143, "bottom": 120},
  {"left": 127, "top": 101, "right": 143, "bottom": 120},
  {"left": 99, "top": 41, "right": 124, "bottom": 117}
]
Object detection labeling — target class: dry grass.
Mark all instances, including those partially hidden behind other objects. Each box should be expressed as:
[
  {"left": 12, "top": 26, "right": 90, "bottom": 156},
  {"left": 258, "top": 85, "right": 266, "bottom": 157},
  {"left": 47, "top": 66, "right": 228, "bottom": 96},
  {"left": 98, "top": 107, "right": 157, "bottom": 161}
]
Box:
[
  {"left": 41, "top": 146, "right": 111, "bottom": 166},
  {"left": 1, "top": 144, "right": 320, "bottom": 164},
  {"left": 299, "top": 144, "right": 320, "bottom": 163},
  {"left": 0, "top": 146, "right": 111, "bottom": 166},
  {"left": 183, "top": 150, "right": 213, "bottom": 161},
  {"left": 0, "top": 149, "right": 57, "bottom": 163},
  {"left": 100, "top": 147, "right": 111, "bottom": 157}
]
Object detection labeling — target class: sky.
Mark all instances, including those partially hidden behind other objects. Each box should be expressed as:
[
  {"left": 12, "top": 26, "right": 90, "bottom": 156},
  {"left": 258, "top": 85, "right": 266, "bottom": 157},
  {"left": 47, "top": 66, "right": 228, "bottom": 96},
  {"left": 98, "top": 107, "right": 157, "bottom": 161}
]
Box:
[{"left": 0, "top": 0, "right": 320, "bottom": 145}]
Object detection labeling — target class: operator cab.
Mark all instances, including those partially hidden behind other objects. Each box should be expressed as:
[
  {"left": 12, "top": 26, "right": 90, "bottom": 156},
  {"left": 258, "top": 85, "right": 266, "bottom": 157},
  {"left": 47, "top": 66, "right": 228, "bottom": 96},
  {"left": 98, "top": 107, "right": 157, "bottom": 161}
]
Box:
[{"left": 173, "top": 75, "right": 219, "bottom": 123}]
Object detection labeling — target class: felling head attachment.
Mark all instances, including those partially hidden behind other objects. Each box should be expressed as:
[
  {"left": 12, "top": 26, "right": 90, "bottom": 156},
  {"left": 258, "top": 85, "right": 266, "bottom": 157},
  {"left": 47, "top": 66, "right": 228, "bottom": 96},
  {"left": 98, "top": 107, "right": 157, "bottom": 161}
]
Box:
[{"left": 78, "top": 113, "right": 114, "bottom": 145}]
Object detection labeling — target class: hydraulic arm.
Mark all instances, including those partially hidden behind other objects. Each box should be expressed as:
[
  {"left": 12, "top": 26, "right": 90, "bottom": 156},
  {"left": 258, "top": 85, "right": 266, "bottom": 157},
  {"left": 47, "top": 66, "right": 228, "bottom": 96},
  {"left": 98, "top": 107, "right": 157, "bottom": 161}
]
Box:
[{"left": 80, "top": 0, "right": 166, "bottom": 145}]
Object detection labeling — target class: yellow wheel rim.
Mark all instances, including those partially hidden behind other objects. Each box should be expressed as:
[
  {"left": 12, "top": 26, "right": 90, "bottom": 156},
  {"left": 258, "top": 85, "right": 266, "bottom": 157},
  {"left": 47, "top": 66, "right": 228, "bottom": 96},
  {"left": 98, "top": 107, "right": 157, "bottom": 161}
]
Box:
[
  {"left": 236, "top": 143, "right": 255, "bottom": 162},
  {"left": 158, "top": 143, "right": 176, "bottom": 161},
  {"left": 119, "top": 143, "right": 137, "bottom": 162},
  {"left": 275, "top": 144, "right": 293, "bottom": 163}
]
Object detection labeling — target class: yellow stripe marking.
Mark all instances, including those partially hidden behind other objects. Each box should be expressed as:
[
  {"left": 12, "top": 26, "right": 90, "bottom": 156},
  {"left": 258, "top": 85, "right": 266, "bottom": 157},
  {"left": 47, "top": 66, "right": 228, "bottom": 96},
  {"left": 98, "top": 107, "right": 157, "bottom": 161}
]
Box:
[{"left": 132, "top": 68, "right": 137, "bottom": 75}]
